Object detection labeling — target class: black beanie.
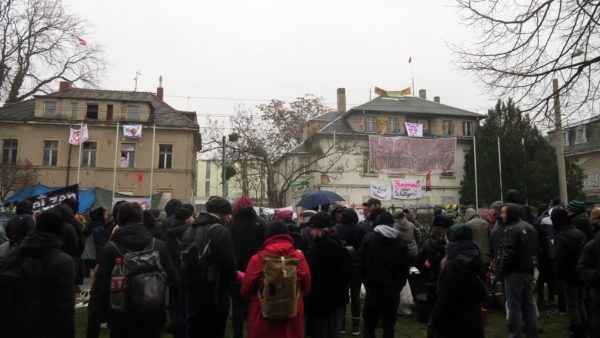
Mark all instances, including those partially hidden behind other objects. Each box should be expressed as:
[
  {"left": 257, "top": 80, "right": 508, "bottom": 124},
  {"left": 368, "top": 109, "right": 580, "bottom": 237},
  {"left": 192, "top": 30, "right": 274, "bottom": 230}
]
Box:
[
  {"left": 375, "top": 211, "right": 395, "bottom": 226},
  {"left": 266, "top": 221, "right": 289, "bottom": 238},
  {"left": 36, "top": 210, "right": 64, "bottom": 236},
  {"left": 309, "top": 211, "right": 332, "bottom": 229},
  {"left": 175, "top": 207, "right": 194, "bottom": 221},
  {"left": 206, "top": 197, "right": 232, "bottom": 215},
  {"left": 433, "top": 215, "right": 454, "bottom": 229}
]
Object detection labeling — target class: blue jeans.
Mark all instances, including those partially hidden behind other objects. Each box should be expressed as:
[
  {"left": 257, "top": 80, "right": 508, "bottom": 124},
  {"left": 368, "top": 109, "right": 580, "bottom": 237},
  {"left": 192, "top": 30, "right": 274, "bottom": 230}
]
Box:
[
  {"left": 504, "top": 273, "right": 538, "bottom": 338},
  {"left": 185, "top": 293, "right": 230, "bottom": 338}
]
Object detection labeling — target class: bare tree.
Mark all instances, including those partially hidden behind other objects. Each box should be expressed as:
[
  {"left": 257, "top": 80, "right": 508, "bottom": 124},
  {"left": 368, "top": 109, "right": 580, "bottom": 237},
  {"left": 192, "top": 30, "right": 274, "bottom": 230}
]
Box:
[
  {"left": 451, "top": 0, "right": 600, "bottom": 123},
  {"left": 0, "top": 0, "right": 105, "bottom": 103},
  {"left": 0, "top": 161, "right": 38, "bottom": 201}
]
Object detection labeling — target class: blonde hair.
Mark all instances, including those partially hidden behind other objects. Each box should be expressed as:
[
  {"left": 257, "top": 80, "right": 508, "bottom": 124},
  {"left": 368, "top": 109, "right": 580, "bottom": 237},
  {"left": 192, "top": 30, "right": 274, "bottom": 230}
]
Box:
[{"left": 591, "top": 207, "right": 600, "bottom": 231}]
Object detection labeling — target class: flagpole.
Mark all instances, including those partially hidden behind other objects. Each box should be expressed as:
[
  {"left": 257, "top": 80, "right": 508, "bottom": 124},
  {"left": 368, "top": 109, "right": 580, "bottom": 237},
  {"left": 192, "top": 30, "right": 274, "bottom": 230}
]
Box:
[
  {"left": 112, "top": 123, "right": 120, "bottom": 205},
  {"left": 77, "top": 122, "right": 83, "bottom": 185},
  {"left": 149, "top": 124, "right": 156, "bottom": 202},
  {"left": 498, "top": 137, "right": 504, "bottom": 202},
  {"left": 410, "top": 56, "right": 415, "bottom": 97},
  {"left": 473, "top": 135, "right": 479, "bottom": 210}
]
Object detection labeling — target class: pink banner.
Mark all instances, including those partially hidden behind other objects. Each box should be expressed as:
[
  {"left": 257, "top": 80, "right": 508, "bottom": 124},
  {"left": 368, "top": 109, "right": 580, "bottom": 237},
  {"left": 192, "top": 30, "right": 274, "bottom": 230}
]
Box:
[{"left": 369, "top": 135, "right": 456, "bottom": 174}]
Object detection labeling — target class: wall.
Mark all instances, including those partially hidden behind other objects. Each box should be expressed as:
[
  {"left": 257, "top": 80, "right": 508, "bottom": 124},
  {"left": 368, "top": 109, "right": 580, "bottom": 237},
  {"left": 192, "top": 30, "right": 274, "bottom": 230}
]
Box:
[{"left": 34, "top": 98, "right": 151, "bottom": 122}]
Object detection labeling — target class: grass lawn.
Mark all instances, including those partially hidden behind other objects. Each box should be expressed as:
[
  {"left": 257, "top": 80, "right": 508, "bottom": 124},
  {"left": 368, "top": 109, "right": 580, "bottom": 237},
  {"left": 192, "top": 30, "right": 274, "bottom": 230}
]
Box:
[{"left": 75, "top": 306, "right": 569, "bottom": 338}]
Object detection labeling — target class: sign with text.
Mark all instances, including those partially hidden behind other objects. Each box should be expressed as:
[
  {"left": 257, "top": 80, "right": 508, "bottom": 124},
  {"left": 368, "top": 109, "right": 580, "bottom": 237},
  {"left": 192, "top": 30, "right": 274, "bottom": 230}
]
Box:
[
  {"left": 28, "top": 184, "right": 78, "bottom": 216},
  {"left": 392, "top": 179, "right": 422, "bottom": 200},
  {"left": 370, "top": 183, "right": 391, "bottom": 201},
  {"left": 369, "top": 135, "right": 456, "bottom": 174}
]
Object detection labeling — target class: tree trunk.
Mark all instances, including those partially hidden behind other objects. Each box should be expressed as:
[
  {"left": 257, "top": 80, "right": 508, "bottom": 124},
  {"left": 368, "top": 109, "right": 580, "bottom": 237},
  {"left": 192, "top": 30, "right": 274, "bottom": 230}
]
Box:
[{"left": 241, "top": 160, "right": 249, "bottom": 196}]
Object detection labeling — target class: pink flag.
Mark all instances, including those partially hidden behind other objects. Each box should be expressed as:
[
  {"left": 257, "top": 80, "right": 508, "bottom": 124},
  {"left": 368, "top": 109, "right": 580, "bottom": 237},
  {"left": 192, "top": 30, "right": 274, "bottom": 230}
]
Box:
[{"left": 77, "top": 36, "right": 87, "bottom": 46}]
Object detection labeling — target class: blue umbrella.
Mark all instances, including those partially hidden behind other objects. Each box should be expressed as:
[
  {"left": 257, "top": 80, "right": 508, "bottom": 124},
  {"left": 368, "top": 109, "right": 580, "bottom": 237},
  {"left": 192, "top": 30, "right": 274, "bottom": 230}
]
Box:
[{"left": 296, "top": 190, "right": 345, "bottom": 208}]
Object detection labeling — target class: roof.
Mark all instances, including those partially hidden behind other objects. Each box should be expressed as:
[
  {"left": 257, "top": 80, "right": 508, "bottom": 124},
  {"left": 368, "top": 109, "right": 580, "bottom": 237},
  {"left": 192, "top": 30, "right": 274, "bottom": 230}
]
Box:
[
  {"left": 0, "top": 88, "right": 198, "bottom": 128},
  {"left": 564, "top": 114, "right": 600, "bottom": 129},
  {"left": 310, "top": 111, "right": 340, "bottom": 122},
  {"left": 346, "top": 95, "right": 482, "bottom": 118},
  {"left": 318, "top": 116, "right": 355, "bottom": 135}
]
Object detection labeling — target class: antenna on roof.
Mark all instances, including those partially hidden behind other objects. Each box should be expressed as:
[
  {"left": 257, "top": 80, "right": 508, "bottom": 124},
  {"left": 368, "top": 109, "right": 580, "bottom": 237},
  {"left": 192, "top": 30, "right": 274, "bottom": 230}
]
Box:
[
  {"left": 134, "top": 71, "right": 142, "bottom": 91},
  {"left": 159, "top": 75, "right": 163, "bottom": 87}
]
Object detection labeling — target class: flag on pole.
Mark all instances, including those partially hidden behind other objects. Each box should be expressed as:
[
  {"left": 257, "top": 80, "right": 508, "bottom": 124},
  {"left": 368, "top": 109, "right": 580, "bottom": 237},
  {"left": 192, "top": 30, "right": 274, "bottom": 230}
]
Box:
[
  {"left": 123, "top": 124, "right": 142, "bottom": 138},
  {"left": 405, "top": 122, "right": 423, "bottom": 137},
  {"left": 77, "top": 36, "right": 87, "bottom": 46},
  {"left": 68, "top": 124, "right": 89, "bottom": 145}
]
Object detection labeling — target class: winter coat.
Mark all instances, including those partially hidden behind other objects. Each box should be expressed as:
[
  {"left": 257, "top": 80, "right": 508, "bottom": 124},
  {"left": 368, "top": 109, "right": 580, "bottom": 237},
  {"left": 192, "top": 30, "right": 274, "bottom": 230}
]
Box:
[
  {"left": 415, "top": 238, "right": 446, "bottom": 288},
  {"left": 490, "top": 222, "right": 506, "bottom": 260},
  {"left": 2, "top": 231, "right": 75, "bottom": 338},
  {"left": 359, "top": 225, "right": 410, "bottom": 291},
  {"left": 334, "top": 208, "right": 367, "bottom": 252},
  {"left": 286, "top": 222, "right": 308, "bottom": 252},
  {"left": 555, "top": 224, "right": 587, "bottom": 284},
  {"left": 241, "top": 234, "right": 311, "bottom": 338},
  {"left": 82, "top": 219, "right": 104, "bottom": 261},
  {"left": 163, "top": 220, "right": 190, "bottom": 271},
  {"left": 429, "top": 240, "right": 486, "bottom": 338},
  {"left": 393, "top": 218, "right": 419, "bottom": 257},
  {"left": 571, "top": 212, "right": 594, "bottom": 241},
  {"left": 92, "top": 224, "right": 180, "bottom": 326},
  {"left": 304, "top": 229, "right": 352, "bottom": 314},
  {"left": 464, "top": 208, "right": 492, "bottom": 264},
  {"left": 227, "top": 206, "right": 265, "bottom": 272},
  {"left": 5, "top": 205, "right": 35, "bottom": 247},
  {"left": 497, "top": 205, "right": 539, "bottom": 278},
  {"left": 60, "top": 222, "right": 79, "bottom": 259},
  {"left": 577, "top": 233, "right": 600, "bottom": 307}
]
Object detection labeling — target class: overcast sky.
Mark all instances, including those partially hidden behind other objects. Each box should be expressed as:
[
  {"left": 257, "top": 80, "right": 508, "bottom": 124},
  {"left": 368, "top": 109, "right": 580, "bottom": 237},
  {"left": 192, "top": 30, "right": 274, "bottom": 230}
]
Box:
[{"left": 67, "top": 0, "right": 495, "bottom": 127}]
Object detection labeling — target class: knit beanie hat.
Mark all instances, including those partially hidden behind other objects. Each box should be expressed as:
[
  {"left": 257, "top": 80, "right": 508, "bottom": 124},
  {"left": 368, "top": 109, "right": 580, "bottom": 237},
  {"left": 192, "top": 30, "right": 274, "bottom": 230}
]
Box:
[
  {"left": 275, "top": 209, "right": 293, "bottom": 223},
  {"left": 36, "top": 210, "right": 64, "bottom": 236},
  {"left": 447, "top": 224, "right": 473, "bottom": 242},
  {"left": 393, "top": 209, "right": 405, "bottom": 220},
  {"left": 175, "top": 207, "right": 194, "bottom": 221},
  {"left": 432, "top": 215, "right": 454, "bottom": 229},
  {"left": 376, "top": 211, "right": 395, "bottom": 226},
  {"left": 566, "top": 200, "right": 586, "bottom": 214},
  {"left": 206, "top": 197, "right": 232, "bottom": 215},
  {"left": 265, "top": 221, "right": 289, "bottom": 238},
  {"left": 309, "top": 212, "right": 332, "bottom": 229}
]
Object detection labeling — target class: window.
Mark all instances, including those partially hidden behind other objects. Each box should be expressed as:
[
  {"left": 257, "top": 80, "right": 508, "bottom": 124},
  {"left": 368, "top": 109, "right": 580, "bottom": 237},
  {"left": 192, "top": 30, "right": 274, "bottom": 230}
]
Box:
[
  {"left": 159, "top": 144, "right": 173, "bottom": 169},
  {"left": 298, "top": 156, "right": 312, "bottom": 171},
  {"left": 107, "top": 104, "right": 114, "bottom": 121},
  {"left": 205, "top": 161, "right": 211, "bottom": 197},
  {"left": 86, "top": 104, "right": 99, "bottom": 120},
  {"left": 406, "top": 119, "right": 429, "bottom": 130},
  {"left": 81, "top": 142, "right": 97, "bottom": 168},
  {"left": 564, "top": 130, "right": 570, "bottom": 146},
  {"left": 575, "top": 126, "right": 587, "bottom": 144},
  {"left": 441, "top": 171, "right": 455, "bottom": 177},
  {"left": 71, "top": 102, "right": 78, "bottom": 120},
  {"left": 2, "top": 139, "right": 18, "bottom": 164},
  {"left": 463, "top": 121, "right": 472, "bottom": 136},
  {"left": 442, "top": 120, "right": 454, "bottom": 136},
  {"left": 127, "top": 105, "right": 140, "bottom": 121},
  {"left": 365, "top": 116, "right": 377, "bottom": 132},
  {"left": 388, "top": 118, "right": 400, "bottom": 133},
  {"left": 120, "top": 143, "right": 135, "bottom": 168},
  {"left": 362, "top": 151, "right": 374, "bottom": 174},
  {"left": 44, "top": 101, "right": 57, "bottom": 116},
  {"left": 43, "top": 140, "right": 58, "bottom": 166}
]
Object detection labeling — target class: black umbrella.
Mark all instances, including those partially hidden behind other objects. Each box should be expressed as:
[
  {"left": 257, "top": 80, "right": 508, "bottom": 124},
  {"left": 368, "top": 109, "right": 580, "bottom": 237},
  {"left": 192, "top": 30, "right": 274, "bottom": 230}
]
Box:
[{"left": 296, "top": 190, "right": 345, "bottom": 209}]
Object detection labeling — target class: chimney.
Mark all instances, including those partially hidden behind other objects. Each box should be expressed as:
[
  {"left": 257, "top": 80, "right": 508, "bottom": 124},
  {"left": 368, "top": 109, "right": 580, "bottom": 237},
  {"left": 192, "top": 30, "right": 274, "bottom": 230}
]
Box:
[
  {"left": 59, "top": 81, "right": 72, "bottom": 91},
  {"left": 157, "top": 75, "right": 164, "bottom": 100},
  {"left": 418, "top": 89, "right": 426, "bottom": 100},
  {"left": 337, "top": 88, "right": 346, "bottom": 114},
  {"left": 434, "top": 96, "right": 440, "bottom": 103}
]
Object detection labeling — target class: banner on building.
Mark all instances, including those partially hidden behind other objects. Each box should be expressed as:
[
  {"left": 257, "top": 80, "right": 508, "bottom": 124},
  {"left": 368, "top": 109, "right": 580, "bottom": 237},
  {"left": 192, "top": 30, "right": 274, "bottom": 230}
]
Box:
[
  {"left": 28, "top": 184, "right": 79, "bottom": 216},
  {"left": 290, "top": 175, "right": 312, "bottom": 199},
  {"left": 404, "top": 122, "right": 423, "bottom": 137},
  {"left": 392, "top": 179, "right": 422, "bottom": 200},
  {"left": 112, "top": 197, "right": 151, "bottom": 210},
  {"left": 368, "top": 135, "right": 456, "bottom": 174},
  {"left": 123, "top": 124, "right": 142, "bottom": 138},
  {"left": 370, "top": 183, "right": 391, "bottom": 201},
  {"left": 68, "top": 124, "right": 89, "bottom": 145}
]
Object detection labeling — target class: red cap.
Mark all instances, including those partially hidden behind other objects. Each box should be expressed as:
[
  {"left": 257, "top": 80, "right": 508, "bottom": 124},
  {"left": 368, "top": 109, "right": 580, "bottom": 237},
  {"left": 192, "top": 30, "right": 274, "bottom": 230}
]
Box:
[{"left": 116, "top": 257, "right": 122, "bottom": 263}]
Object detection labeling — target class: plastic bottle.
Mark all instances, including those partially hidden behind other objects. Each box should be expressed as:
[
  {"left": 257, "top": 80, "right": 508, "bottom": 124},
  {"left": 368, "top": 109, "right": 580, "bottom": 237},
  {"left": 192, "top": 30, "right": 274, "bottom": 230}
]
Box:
[{"left": 110, "top": 257, "right": 125, "bottom": 311}]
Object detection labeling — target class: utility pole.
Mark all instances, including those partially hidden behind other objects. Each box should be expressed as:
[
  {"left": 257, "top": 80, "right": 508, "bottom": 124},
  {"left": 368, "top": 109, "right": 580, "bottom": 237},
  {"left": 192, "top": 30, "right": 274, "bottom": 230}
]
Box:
[
  {"left": 553, "top": 79, "right": 569, "bottom": 204},
  {"left": 498, "top": 137, "right": 504, "bottom": 202},
  {"left": 222, "top": 136, "right": 228, "bottom": 197}
]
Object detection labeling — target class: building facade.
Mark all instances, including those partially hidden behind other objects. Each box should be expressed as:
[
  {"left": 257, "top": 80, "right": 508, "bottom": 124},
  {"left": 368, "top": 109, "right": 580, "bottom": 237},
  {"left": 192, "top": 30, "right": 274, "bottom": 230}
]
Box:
[
  {"left": 276, "top": 89, "right": 483, "bottom": 208},
  {"left": 0, "top": 81, "right": 200, "bottom": 202}
]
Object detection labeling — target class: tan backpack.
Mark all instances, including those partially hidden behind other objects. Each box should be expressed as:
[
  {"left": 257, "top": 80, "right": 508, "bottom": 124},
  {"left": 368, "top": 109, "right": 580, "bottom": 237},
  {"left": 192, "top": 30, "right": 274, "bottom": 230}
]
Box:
[{"left": 259, "top": 254, "right": 300, "bottom": 320}]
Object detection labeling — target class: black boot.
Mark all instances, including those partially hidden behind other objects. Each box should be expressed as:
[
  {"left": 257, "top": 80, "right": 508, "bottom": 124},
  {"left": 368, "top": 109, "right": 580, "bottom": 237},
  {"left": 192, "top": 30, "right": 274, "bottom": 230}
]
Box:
[{"left": 352, "top": 317, "right": 361, "bottom": 336}]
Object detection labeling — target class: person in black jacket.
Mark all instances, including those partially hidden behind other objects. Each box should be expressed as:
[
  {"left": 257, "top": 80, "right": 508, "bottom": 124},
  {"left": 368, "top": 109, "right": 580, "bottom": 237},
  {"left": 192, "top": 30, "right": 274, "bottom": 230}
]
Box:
[
  {"left": 577, "top": 208, "right": 600, "bottom": 338},
  {"left": 54, "top": 204, "right": 80, "bottom": 259},
  {"left": 552, "top": 208, "right": 588, "bottom": 338},
  {"left": 160, "top": 198, "right": 182, "bottom": 238},
  {"left": 359, "top": 211, "right": 410, "bottom": 338},
  {"left": 415, "top": 223, "right": 448, "bottom": 323},
  {"left": 275, "top": 209, "right": 307, "bottom": 251},
  {"left": 497, "top": 203, "right": 539, "bottom": 338},
  {"left": 226, "top": 196, "right": 265, "bottom": 338},
  {"left": 429, "top": 224, "right": 486, "bottom": 338},
  {"left": 362, "top": 198, "right": 384, "bottom": 230},
  {"left": 91, "top": 202, "right": 179, "bottom": 338},
  {"left": 185, "top": 197, "right": 237, "bottom": 338},
  {"left": 334, "top": 207, "right": 367, "bottom": 335},
  {"left": 4, "top": 200, "right": 35, "bottom": 247},
  {"left": 305, "top": 212, "right": 352, "bottom": 338},
  {"left": 1, "top": 209, "right": 76, "bottom": 338}
]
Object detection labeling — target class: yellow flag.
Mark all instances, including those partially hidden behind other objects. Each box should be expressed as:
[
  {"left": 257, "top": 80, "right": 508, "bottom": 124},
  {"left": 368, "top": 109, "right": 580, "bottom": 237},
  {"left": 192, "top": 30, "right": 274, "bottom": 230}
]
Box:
[
  {"left": 400, "top": 87, "right": 411, "bottom": 96},
  {"left": 374, "top": 87, "right": 387, "bottom": 96}
]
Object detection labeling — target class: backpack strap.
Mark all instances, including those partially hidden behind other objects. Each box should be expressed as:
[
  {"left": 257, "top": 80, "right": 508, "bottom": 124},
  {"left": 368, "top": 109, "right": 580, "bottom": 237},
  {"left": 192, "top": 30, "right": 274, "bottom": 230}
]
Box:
[{"left": 109, "top": 241, "right": 128, "bottom": 257}]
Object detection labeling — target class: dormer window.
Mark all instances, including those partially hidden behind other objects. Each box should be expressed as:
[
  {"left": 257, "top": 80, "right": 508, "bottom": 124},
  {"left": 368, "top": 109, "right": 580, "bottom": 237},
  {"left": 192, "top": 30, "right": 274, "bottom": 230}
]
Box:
[
  {"left": 44, "top": 101, "right": 57, "bottom": 117},
  {"left": 127, "top": 105, "right": 140, "bottom": 121},
  {"left": 575, "top": 126, "right": 587, "bottom": 144},
  {"left": 86, "top": 104, "right": 98, "bottom": 120}
]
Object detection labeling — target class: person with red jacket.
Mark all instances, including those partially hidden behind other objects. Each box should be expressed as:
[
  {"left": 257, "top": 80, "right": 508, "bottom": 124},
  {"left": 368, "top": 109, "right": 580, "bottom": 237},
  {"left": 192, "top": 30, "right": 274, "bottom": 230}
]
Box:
[{"left": 241, "top": 221, "right": 311, "bottom": 338}]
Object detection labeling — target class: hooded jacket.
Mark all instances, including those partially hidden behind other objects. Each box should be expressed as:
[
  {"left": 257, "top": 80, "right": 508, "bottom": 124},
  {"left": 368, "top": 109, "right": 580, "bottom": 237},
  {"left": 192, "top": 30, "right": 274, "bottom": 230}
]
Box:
[
  {"left": 571, "top": 212, "right": 594, "bottom": 241},
  {"left": 393, "top": 218, "right": 419, "bottom": 257},
  {"left": 464, "top": 208, "right": 492, "bottom": 264},
  {"left": 5, "top": 200, "right": 35, "bottom": 246},
  {"left": 241, "top": 234, "right": 311, "bottom": 338},
  {"left": 226, "top": 206, "right": 265, "bottom": 272},
  {"left": 415, "top": 236, "right": 446, "bottom": 288},
  {"left": 160, "top": 199, "right": 183, "bottom": 238},
  {"left": 554, "top": 215, "right": 587, "bottom": 284},
  {"left": 359, "top": 225, "right": 410, "bottom": 290},
  {"left": 2, "top": 231, "right": 75, "bottom": 338},
  {"left": 334, "top": 208, "right": 367, "bottom": 252},
  {"left": 577, "top": 232, "right": 600, "bottom": 300},
  {"left": 497, "top": 204, "right": 539, "bottom": 278},
  {"left": 429, "top": 240, "right": 485, "bottom": 338}
]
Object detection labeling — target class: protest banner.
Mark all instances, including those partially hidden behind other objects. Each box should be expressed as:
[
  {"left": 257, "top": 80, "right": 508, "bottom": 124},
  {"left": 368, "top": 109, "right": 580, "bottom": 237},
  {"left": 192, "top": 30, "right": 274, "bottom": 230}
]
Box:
[
  {"left": 370, "top": 183, "right": 391, "bottom": 201},
  {"left": 28, "top": 184, "right": 78, "bottom": 216},
  {"left": 392, "top": 179, "right": 422, "bottom": 200},
  {"left": 369, "top": 135, "right": 456, "bottom": 174}
]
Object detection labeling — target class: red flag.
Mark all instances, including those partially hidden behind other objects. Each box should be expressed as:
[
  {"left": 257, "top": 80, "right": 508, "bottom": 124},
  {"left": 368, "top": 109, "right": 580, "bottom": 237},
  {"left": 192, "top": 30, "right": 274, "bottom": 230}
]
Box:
[
  {"left": 426, "top": 170, "right": 432, "bottom": 192},
  {"left": 408, "top": 56, "right": 412, "bottom": 63},
  {"left": 77, "top": 36, "right": 87, "bottom": 46}
]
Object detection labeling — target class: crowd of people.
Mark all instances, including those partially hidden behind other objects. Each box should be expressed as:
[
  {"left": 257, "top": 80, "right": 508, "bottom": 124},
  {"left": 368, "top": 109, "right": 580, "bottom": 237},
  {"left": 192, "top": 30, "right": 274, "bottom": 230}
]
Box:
[{"left": 0, "top": 190, "right": 599, "bottom": 338}]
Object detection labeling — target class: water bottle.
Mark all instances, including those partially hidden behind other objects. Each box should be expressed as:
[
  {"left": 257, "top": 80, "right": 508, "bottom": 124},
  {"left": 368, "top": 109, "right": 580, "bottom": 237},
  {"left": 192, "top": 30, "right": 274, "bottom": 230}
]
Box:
[{"left": 110, "top": 257, "right": 125, "bottom": 311}]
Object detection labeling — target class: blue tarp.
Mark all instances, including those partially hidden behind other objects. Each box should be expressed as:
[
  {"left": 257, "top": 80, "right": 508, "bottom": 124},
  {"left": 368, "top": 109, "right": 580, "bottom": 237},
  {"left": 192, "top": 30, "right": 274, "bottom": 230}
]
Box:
[{"left": 3, "top": 184, "right": 96, "bottom": 214}]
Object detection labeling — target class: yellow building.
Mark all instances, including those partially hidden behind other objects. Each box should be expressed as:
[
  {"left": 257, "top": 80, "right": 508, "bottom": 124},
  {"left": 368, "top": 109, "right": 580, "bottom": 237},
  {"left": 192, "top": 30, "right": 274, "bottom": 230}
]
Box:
[{"left": 0, "top": 81, "right": 200, "bottom": 202}]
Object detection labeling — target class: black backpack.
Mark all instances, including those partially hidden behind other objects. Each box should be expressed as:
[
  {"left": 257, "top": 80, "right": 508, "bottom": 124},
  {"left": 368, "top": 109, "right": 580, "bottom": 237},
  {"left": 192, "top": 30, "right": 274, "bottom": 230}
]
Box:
[
  {"left": 110, "top": 239, "right": 167, "bottom": 313},
  {"left": 178, "top": 223, "right": 220, "bottom": 291}
]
